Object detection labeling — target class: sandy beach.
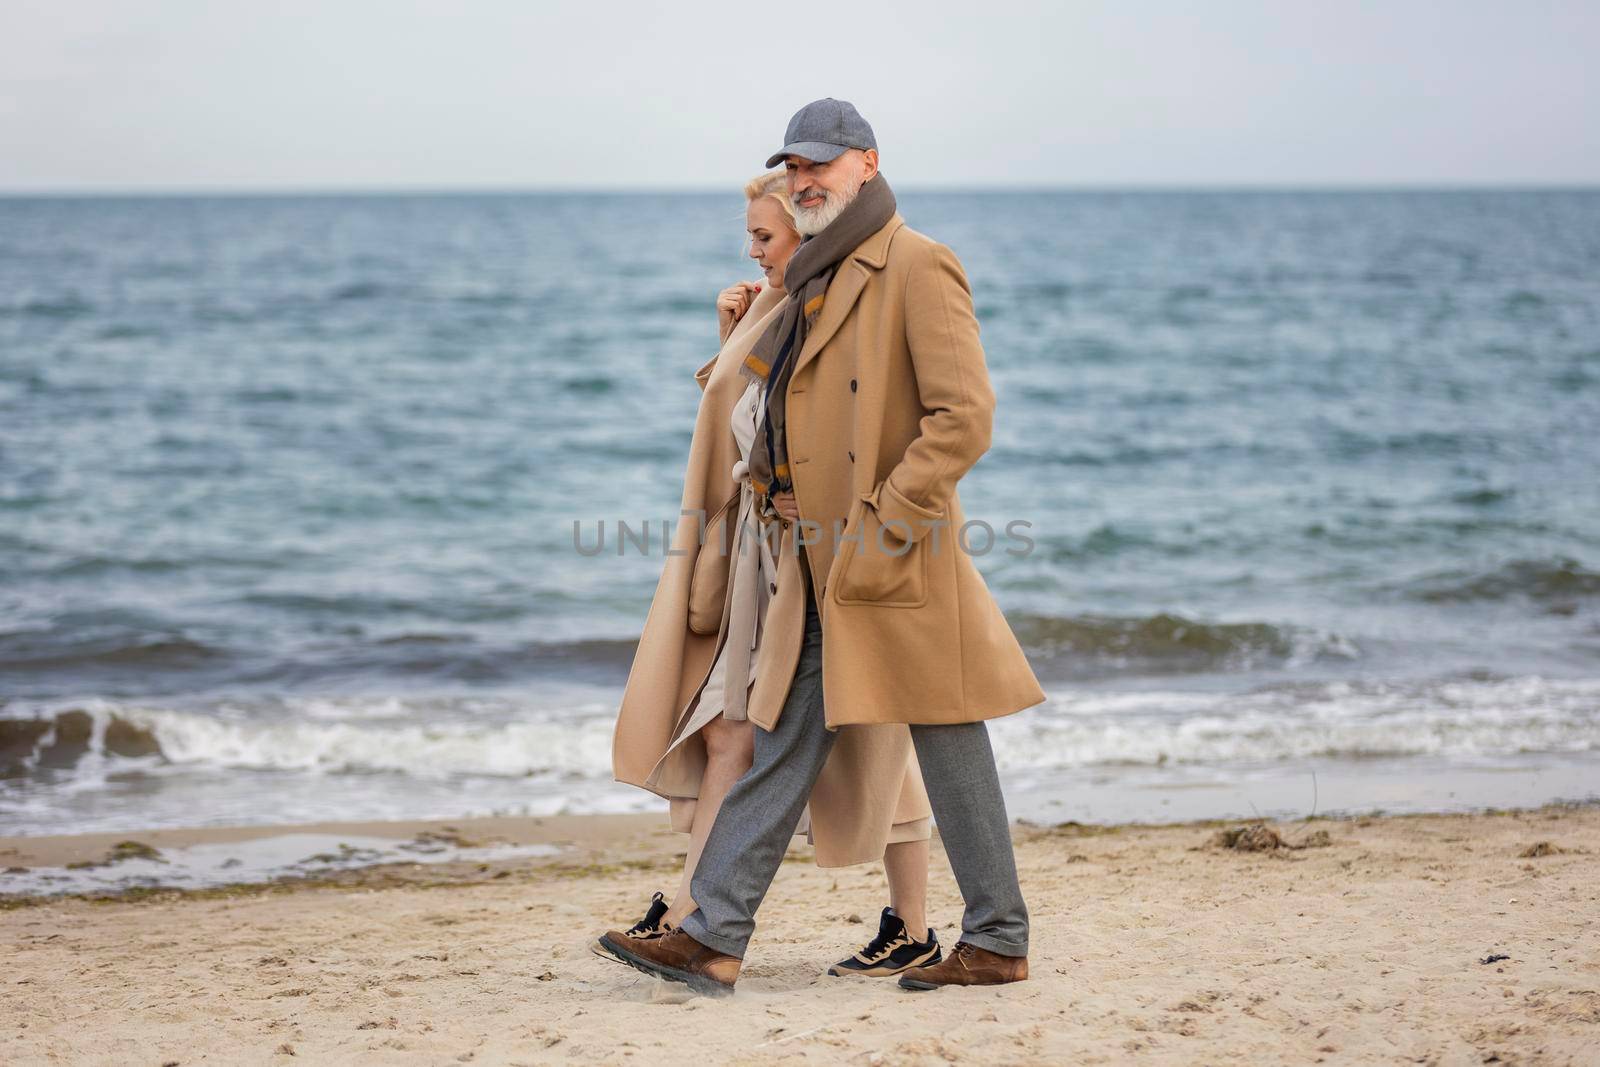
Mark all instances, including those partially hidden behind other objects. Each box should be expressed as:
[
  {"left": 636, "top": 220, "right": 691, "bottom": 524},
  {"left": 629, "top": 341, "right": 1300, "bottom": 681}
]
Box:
[{"left": 4, "top": 805, "right": 1598, "bottom": 1065}]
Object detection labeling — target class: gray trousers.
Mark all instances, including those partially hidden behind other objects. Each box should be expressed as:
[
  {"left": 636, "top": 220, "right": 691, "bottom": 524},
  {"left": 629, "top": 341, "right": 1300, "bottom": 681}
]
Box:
[{"left": 680, "top": 595, "right": 1030, "bottom": 959}]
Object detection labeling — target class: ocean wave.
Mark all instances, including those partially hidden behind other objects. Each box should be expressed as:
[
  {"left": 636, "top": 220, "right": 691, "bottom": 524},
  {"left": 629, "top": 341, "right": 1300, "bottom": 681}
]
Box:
[
  {"left": 1, "top": 698, "right": 616, "bottom": 782},
  {"left": 2, "top": 295, "right": 93, "bottom": 319},
  {"left": 988, "top": 675, "right": 1600, "bottom": 769},
  {"left": 5, "top": 675, "right": 1596, "bottom": 789},
  {"left": 1402, "top": 557, "right": 1600, "bottom": 604},
  {"left": 0, "top": 635, "right": 226, "bottom": 672},
  {"left": 1449, "top": 487, "right": 1514, "bottom": 507},
  {"left": 0, "top": 612, "right": 1358, "bottom": 692},
  {"left": 1325, "top": 427, "right": 1495, "bottom": 459},
  {"left": 1012, "top": 611, "right": 1359, "bottom": 674},
  {"left": 329, "top": 281, "right": 385, "bottom": 301}
]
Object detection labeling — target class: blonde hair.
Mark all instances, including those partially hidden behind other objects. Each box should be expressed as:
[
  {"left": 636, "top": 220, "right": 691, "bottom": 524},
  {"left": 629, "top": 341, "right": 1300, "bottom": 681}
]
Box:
[{"left": 743, "top": 169, "right": 798, "bottom": 231}]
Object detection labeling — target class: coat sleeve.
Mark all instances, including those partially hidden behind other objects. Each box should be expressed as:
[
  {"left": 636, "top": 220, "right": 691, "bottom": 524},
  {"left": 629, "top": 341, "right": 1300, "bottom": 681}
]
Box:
[
  {"left": 870, "top": 240, "right": 995, "bottom": 543},
  {"left": 693, "top": 352, "right": 719, "bottom": 392}
]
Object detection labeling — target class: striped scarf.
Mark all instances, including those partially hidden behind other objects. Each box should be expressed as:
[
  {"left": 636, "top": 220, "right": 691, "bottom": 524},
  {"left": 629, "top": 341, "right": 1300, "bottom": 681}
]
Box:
[{"left": 740, "top": 173, "right": 896, "bottom": 502}]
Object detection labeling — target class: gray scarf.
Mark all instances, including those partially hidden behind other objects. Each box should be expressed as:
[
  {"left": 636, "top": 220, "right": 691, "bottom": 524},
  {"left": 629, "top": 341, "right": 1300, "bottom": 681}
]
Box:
[{"left": 739, "top": 173, "right": 896, "bottom": 501}]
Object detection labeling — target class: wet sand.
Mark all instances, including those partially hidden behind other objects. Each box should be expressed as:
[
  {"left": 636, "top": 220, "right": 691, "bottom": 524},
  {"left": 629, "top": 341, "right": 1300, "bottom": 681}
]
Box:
[{"left": 4, "top": 805, "right": 1599, "bottom": 1065}]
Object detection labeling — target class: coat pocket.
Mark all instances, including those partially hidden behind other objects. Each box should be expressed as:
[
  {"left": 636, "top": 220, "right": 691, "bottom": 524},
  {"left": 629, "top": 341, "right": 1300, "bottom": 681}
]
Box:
[
  {"left": 687, "top": 489, "right": 741, "bottom": 634},
  {"left": 831, "top": 494, "right": 930, "bottom": 608}
]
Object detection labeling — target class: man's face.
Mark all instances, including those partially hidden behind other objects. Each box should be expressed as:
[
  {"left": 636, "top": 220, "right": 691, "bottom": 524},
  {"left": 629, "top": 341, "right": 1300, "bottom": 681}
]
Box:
[{"left": 784, "top": 148, "right": 878, "bottom": 236}]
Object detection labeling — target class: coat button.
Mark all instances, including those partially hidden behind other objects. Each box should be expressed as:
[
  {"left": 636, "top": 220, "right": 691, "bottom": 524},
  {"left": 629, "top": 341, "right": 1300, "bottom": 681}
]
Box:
[
  {"left": 847, "top": 450, "right": 854, "bottom": 462},
  {"left": 849, "top": 378, "right": 857, "bottom": 392},
  {"left": 769, "top": 582, "right": 778, "bottom": 594}
]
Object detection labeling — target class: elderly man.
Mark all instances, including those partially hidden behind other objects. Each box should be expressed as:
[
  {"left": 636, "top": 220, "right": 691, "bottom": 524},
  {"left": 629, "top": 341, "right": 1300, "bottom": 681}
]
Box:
[{"left": 600, "top": 98, "right": 1045, "bottom": 996}]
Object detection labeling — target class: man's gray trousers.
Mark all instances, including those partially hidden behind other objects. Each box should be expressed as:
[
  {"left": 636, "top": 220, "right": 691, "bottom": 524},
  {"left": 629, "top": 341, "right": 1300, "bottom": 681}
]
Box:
[{"left": 680, "top": 595, "right": 1030, "bottom": 959}]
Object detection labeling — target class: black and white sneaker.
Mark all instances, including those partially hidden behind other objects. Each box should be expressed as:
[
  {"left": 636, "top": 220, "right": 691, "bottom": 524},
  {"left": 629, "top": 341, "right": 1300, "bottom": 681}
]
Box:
[
  {"left": 828, "top": 907, "right": 942, "bottom": 978},
  {"left": 623, "top": 891, "right": 671, "bottom": 939},
  {"left": 593, "top": 890, "right": 672, "bottom": 963}
]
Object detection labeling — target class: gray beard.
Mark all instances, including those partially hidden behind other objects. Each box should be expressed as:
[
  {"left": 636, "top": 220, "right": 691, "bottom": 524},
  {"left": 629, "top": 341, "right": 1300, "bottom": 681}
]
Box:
[{"left": 793, "top": 176, "right": 863, "bottom": 236}]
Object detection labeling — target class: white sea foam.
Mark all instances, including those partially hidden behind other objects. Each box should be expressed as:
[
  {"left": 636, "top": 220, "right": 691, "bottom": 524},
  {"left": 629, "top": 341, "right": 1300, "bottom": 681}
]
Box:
[
  {"left": 0, "top": 833, "right": 562, "bottom": 898},
  {"left": 119, "top": 702, "right": 619, "bottom": 779},
  {"left": 988, "top": 675, "right": 1600, "bottom": 769},
  {"left": 9, "top": 675, "right": 1598, "bottom": 783}
]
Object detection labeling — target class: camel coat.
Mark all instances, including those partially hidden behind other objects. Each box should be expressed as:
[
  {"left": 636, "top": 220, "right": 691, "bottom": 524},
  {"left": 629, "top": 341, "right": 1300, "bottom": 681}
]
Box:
[
  {"left": 745, "top": 212, "right": 1048, "bottom": 730},
  {"left": 611, "top": 284, "right": 931, "bottom": 868}
]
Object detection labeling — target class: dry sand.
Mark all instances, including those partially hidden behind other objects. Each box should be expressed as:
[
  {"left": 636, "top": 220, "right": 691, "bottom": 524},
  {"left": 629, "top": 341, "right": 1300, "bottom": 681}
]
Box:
[{"left": 4, "top": 805, "right": 1599, "bottom": 1065}]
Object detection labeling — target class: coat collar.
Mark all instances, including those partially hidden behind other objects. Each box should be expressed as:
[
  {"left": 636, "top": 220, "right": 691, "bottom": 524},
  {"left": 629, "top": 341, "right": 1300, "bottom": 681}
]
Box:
[
  {"left": 791, "top": 212, "right": 905, "bottom": 380},
  {"left": 848, "top": 210, "right": 904, "bottom": 270}
]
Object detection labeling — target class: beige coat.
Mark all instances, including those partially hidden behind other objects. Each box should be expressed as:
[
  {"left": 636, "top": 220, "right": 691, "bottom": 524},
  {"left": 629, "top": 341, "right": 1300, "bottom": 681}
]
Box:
[
  {"left": 746, "top": 212, "right": 1048, "bottom": 730},
  {"left": 611, "top": 285, "right": 931, "bottom": 868}
]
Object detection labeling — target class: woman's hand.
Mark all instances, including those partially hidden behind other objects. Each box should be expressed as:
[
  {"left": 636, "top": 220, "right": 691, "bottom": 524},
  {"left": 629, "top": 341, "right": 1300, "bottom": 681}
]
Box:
[
  {"left": 716, "top": 281, "right": 762, "bottom": 337},
  {"left": 770, "top": 490, "right": 799, "bottom": 523}
]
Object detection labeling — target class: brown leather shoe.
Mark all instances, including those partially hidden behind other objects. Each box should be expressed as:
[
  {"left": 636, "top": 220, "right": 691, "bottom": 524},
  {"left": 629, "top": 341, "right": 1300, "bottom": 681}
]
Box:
[
  {"left": 597, "top": 927, "right": 741, "bottom": 998},
  {"left": 897, "top": 941, "right": 1028, "bottom": 991}
]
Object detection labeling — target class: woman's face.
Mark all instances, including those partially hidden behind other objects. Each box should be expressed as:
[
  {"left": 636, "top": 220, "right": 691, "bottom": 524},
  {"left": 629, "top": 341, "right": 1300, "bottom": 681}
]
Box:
[{"left": 747, "top": 196, "right": 802, "bottom": 290}]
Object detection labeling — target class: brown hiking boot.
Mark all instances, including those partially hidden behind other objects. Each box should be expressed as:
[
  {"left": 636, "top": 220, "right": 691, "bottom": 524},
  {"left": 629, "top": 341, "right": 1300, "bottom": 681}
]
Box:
[
  {"left": 897, "top": 940, "right": 1028, "bottom": 991},
  {"left": 597, "top": 927, "right": 741, "bottom": 998}
]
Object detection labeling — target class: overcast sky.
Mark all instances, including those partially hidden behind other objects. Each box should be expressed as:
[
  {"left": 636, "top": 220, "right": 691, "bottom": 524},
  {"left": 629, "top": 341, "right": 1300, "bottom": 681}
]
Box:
[{"left": 2, "top": 0, "right": 1596, "bottom": 192}]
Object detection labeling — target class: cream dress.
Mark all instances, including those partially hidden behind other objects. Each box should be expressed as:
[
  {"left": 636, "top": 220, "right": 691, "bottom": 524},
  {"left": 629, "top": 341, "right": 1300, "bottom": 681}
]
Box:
[{"left": 644, "top": 375, "right": 792, "bottom": 815}]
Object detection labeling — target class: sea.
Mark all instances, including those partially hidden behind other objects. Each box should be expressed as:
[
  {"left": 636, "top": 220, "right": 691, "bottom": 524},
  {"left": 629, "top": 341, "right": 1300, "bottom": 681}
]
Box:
[{"left": 3, "top": 189, "right": 1598, "bottom": 838}]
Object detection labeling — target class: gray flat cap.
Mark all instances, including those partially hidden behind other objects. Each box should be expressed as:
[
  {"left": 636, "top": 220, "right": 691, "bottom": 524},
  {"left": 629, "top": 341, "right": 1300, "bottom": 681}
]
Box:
[{"left": 765, "top": 98, "right": 877, "bottom": 168}]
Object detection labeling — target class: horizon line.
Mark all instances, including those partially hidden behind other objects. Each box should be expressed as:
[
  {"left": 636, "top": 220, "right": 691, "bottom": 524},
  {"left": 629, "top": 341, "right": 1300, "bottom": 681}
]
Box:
[{"left": 3, "top": 180, "right": 1599, "bottom": 199}]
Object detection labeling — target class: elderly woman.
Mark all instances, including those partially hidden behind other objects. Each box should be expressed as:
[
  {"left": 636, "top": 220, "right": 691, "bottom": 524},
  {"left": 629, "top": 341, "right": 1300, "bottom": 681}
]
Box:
[{"left": 602, "top": 171, "right": 940, "bottom": 978}]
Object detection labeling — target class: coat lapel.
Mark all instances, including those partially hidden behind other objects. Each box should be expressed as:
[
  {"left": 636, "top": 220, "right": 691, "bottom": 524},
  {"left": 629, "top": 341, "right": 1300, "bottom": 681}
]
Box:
[
  {"left": 704, "top": 286, "right": 785, "bottom": 391},
  {"left": 790, "top": 213, "right": 904, "bottom": 382}
]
